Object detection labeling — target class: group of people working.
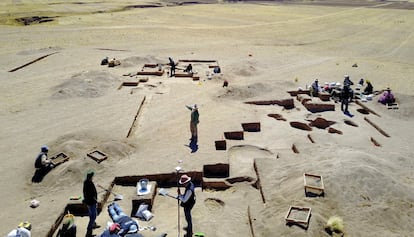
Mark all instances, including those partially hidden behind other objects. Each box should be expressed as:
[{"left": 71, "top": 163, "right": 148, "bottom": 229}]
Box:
[
  {"left": 309, "top": 74, "right": 396, "bottom": 114},
  {"left": 39, "top": 169, "right": 196, "bottom": 237}
]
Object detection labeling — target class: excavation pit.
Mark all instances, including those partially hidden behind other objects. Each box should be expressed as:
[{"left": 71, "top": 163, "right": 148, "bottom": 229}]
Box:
[
  {"left": 328, "top": 127, "right": 343, "bottom": 135},
  {"left": 118, "top": 81, "right": 139, "bottom": 90},
  {"left": 357, "top": 108, "right": 369, "bottom": 114},
  {"left": 268, "top": 113, "right": 287, "bottom": 121},
  {"left": 292, "top": 144, "right": 299, "bottom": 153},
  {"left": 371, "top": 137, "right": 381, "bottom": 147},
  {"left": 215, "top": 140, "right": 227, "bottom": 150},
  {"left": 308, "top": 117, "right": 335, "bottom": 129},
  {"left": 203, "top": 163, "right": 229, "bottom": 178},
  {"left": 241, "top": 122, "right": 261, "bottom": 132},
  {"left": 290, "top": 121, "right": 312, "bottom": 131},
  {"left": 174, "top": 72, "right": 194, "bottom": 77},
  {"left": 131, "top": 181, "right": 157, "bottom": 217},
  {"left": 137, "top": 64, "right": 164, "bottom": 76},
  {"left": 285, "top": 206, "right": 312, "bottom": 229},
  {"left": 303, "top": 102, "right": 335, "bottom": 113},
  {"left": 224, "top": 131, "right": 244, "bottom": 140},
  {"left": 87, "top": 150, "right": 108, "bottom": 163},
  {"left": 344, "top": 119, "right": 358, "bottom": 127},
  {"left": 287, "top": 90, "right": 310, "bottom": 96},
  {"left": 244, "top": 99, "right": 295, "bottom": 109},
  {"left": 304, "top": 173, "right": 325, "bottom": 197},
  {"left": 307, "top": 134, "right": 315, "bottom": 143}
]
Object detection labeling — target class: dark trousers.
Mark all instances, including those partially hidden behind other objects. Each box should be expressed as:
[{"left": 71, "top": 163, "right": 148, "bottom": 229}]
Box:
[
  {"left": 184, "top": 206, "right": 193, "bottom": 236},
  {"left": 341, "top": 99, "right": 349, "bottom": 112},
  {"left": 86, "top": 204, "right": 97, "bottom": 236}
]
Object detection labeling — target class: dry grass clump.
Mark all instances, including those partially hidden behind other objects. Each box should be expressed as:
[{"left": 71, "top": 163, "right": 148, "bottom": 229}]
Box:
[{"left": 325, "top": 216, "right": 344, "bottom": 236}]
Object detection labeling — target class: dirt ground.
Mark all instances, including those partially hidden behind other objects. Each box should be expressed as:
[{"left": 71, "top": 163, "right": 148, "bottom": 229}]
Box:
[{"left": 1, "top": 0, "right": 414, "bottom": 237}]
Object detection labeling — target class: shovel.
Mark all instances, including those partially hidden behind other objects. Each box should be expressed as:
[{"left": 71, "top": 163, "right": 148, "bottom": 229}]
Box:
[
  {"left": 140, "top": 226, "right": 157, "bottom": 231},
  {"left": 158, "top": 188, "right": 177, "bottom": 199},
  {"left": 97, "top": 184, "right": 123, "bottom": 201}
]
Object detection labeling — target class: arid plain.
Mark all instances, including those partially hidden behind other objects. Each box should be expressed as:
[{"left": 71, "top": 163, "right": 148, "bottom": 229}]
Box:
[{"left": 1, "top": 1, "right": 414, "bottom": 236}]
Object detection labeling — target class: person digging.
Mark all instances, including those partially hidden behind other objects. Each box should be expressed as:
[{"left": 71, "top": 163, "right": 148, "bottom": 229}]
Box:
[{"left": 176, "top": 174, "right": 196, "bottom": 237}]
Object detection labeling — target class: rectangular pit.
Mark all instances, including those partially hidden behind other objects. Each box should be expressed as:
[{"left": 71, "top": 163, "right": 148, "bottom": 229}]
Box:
[
  {"left": 241, "top": 122, "right": 261, "bottom": 132},
  {"left": 224, "top": 131, "right": 244, "bottom": 140},
  {"left": 215, "top": 140, "right": 227, "bottom": 150},
  {"left": 203, "top": 163, "right": 229, "bottom": 178},
  {"left": 131, "top": 181, "right": 157, "bottom": 217},
  {"left": 285, "top": 206, "right": 312, "bottom": 229},
  {"left": 87, "top": 150, "right": 108, "bottom": 163},
  {"left": 174, "top": 73, "right": 194, "bottom": 77},
  {"left": 287, "top": 90, "right": 310, "bottom": 96},
  {"left": 303, "top": 173, "right": 324, "bottom": 196}
]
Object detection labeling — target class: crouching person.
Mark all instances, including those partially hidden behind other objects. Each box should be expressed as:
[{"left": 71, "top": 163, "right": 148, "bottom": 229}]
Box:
[{"left": 32, "top": 145, "right": 54, "bottom": 182}]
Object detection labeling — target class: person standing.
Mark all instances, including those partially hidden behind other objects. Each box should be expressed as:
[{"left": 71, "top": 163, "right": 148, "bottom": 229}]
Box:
[
  {"left": 169, "top": 57, "right": 176, "bottom": 77},
  {"left": 186, "top": 104, "right": 199, "bottom": 142},
  {"left": 177, "top": 175, "right": 196, "bottom": 237},
  {"left": 341, "top": 84, "right": 352, "bottom": 113},
  {"left": 83, "top": 170, "right": 99, "bottom": 237}
]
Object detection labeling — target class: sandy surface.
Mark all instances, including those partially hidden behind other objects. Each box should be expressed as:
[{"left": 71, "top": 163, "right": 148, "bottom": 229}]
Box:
[{"left": 1, "top": 0, "right": 414, "bottom": 237}]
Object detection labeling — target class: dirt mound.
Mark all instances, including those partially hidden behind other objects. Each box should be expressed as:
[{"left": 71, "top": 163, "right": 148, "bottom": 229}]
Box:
[
  {"left": 216, "top": 82, "right": 273, "bottom": 100},
  {"left": 28, "top": 131, "right": 136, "bottom": 192},
  {"left": 228, "top": 60, "right": 259, "bottom": 77},
  {"left": 120, "top": 56, "right": 165, "bottom": 68},
  {"left": 52, "top": 71, "right": 119, "bottom": 99}
]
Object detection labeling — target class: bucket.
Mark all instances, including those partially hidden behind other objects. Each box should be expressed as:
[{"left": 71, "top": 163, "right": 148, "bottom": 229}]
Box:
[{"left": 139, "top": 179, "right": 149, "bottom": 192}]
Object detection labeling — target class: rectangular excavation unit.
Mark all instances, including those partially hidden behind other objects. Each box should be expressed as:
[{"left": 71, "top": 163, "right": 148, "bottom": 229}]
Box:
[
  {"left": 87, "top": 150, "right": 108, "bottom": 163},
  {"left": 203, "top": 163, "right": 230, "bottom": 178},
  {"left": 118, "top": 81, "right": 139, "bottom": 90},
  {"left": 285, "top": 206, "right": 312, "bottom": 229},
  {"left": 215, "top": 140, "right": 227, "bottom": 150},
  {"left": 137, "top": 63, "right": 164, "bottom": 76},
  {"left": 241, "top": 122, "right": 261, "bottom": 132},
  {"left": 303, "top": 173, "right": 325, "bottom": 197},
  {"left": 224, "top": 131, "right": 244, "bottom": 140}
]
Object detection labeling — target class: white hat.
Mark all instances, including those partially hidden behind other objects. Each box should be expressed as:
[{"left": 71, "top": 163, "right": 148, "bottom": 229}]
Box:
[{"left": 179, "top": 174, "right": 191, "bottom": 185}]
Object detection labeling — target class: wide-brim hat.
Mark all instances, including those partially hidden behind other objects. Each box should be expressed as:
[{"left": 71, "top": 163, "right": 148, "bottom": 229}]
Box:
[{"left": 179, "top": 174, "right": 191, "bottom": 185}]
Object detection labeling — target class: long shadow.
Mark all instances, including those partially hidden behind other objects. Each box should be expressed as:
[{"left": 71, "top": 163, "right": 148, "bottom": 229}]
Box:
[
  {"left": 31, "top": 167, "right": 53, "bottom": 183},
  {"left": 185, "top": 139, "right": 198, "bottom": 153}
]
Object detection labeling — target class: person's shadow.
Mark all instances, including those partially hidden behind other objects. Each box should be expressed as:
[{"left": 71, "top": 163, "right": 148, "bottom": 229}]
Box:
[
  {"left": 344, "top": 110, "right": 354, "bottom": 118},
  {"left": 185, "top": 139, "right": 198, "bottom": 153},
  {"left": 31, "top": 167, "right": 52, "bottom": 183}
]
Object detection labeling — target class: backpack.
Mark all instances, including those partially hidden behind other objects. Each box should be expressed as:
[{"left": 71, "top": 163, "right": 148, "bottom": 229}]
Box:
[{"left": 35, "top": 153, "right": 43, "bottom": 168}]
